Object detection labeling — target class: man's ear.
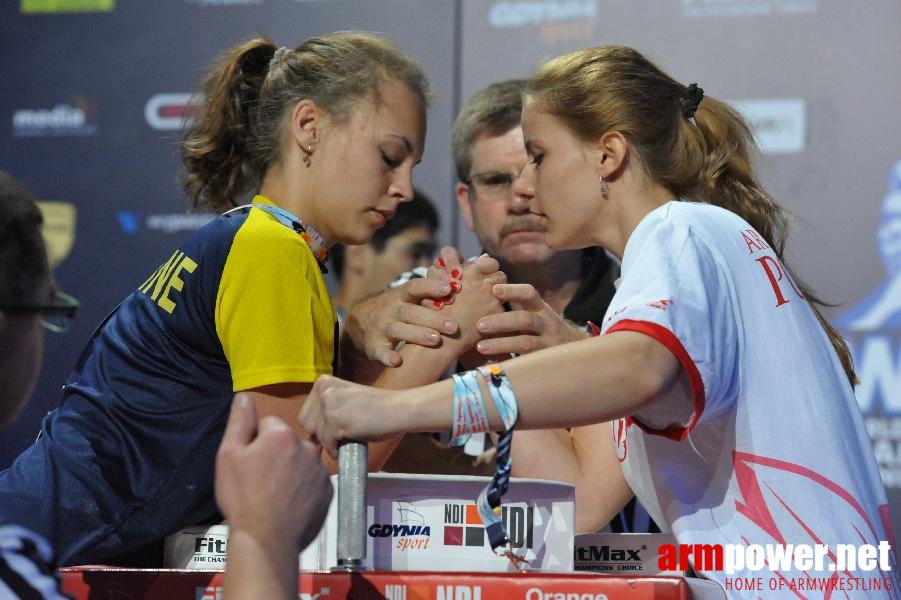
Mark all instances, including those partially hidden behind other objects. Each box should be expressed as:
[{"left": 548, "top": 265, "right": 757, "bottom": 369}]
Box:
[
  {"left": 288, "top": 99, "right": 321, "bottom": 150},
  {"left": 455, "top": 182, "right": 476, "bottom": 231},
  {"left": 595, "top": 131, "right": 629, "bottom": 179}
]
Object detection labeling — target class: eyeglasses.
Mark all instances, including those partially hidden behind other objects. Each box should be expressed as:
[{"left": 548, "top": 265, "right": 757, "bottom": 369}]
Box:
[
  {"left": 0, "top": 289, "right": 80, "bottom": 333},
  {"left": 464, "top": 169, "right": 524, "bottom": 198}
]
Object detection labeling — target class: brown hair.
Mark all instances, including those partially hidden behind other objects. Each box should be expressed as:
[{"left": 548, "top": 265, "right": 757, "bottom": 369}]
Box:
[
  {"left": 451, "top": 79, "right": 526, "bottom": 182},
  {"left": 181, "top": 32, "right": 431, "bottom": 213},
  {"left": 525, "top": 45, "right": 856, "bottom": 386}
]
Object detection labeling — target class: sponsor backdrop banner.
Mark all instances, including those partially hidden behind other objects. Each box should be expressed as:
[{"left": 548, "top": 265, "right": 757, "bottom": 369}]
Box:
[{"left": 1, "top": 0, "right": 899, "bottom": 539}]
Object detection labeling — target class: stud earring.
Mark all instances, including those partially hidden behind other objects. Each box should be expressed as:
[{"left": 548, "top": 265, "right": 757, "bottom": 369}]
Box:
[{"left": 599, "top": 175, "right": 609, "bottom": 194}]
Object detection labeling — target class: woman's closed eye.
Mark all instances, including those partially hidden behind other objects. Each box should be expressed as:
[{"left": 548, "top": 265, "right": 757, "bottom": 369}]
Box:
[{"left": 381, "top": 150, "right": 402, "bottom": 169}]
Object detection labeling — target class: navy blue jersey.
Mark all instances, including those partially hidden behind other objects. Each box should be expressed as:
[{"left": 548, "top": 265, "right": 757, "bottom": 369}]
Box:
[{"left": 0, "top": 198, "right": 335, "bottom": 566}]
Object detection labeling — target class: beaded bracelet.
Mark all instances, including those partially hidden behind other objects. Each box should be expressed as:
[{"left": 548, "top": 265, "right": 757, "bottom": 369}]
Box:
[{"left": 477, "top": 364, "right": 518, "bottom": 430}]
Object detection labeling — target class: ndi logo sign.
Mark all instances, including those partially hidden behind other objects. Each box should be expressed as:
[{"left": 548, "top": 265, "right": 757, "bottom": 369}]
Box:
[
  {"left": 436, "top": 586, "right": 483, "bottom": 600},
  {"left": 443, "top": 502, "right": 534, "bottom": 549}
]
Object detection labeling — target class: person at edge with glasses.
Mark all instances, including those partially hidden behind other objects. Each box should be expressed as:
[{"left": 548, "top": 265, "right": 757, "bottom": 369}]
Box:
[
  {"left": 0, "top": 33, "right": 506, "bottom": 580},
  {"left": 0, "top": 170, "right": 76, "bottom": 599}
]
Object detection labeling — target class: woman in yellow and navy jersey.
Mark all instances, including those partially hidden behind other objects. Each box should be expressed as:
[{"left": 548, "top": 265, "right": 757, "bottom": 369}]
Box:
[{"left": 0, "top": 32, "right": 435, "bottom": 570}]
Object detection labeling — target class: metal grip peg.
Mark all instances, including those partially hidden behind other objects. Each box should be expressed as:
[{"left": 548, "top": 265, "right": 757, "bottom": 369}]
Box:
[{"left": 334, "top": 441, "right": 367, "bottom": 571}]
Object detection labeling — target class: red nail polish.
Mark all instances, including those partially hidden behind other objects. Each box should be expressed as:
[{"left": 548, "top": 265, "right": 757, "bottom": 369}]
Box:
[
  {"left": 432, "top": 300, "right": 444, "bottom": 309},
  {"left": 449, "top": 281, "right": 460, "bottom": 293},
  {"left": 451, "top": 269, "right": 461, "bottom": 279},
  {"left": 437, "top": 258, "right": 446, "bottom": 268}
]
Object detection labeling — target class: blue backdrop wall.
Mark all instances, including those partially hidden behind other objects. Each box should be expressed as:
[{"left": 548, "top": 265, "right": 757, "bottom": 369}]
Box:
[{"left": 1, "top": 0, "right": 899, "bottom": 539}]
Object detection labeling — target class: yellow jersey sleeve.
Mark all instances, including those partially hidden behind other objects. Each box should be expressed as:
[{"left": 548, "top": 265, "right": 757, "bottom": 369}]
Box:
[{"left": 216, "top": 207, "right": 336, "bottom": 391}]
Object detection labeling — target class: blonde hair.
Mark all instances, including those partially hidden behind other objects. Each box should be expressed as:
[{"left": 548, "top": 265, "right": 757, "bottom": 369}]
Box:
[
  {"left": 181, "top": 32, "right": 431, "bottom": 213},
  {"left": 525, "top": 45, "right": 856, "bottom": 386}
]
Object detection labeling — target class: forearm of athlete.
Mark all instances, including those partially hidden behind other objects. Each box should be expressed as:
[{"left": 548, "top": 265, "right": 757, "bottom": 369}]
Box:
[
  {"left": 511, "top": 425, "right": 634, "bottom": 533},
  {"left": 392, "top": 330, "right": 683, "bottom": 434}
]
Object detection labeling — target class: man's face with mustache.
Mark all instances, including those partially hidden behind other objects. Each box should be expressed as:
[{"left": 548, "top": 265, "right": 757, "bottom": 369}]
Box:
[{"left": 455, "top": 126, "right": 560, "bottom": 269}]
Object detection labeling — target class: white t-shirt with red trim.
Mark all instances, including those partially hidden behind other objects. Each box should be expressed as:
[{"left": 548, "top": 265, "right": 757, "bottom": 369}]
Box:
[{"left": 603, "top": 201, "right": 896, "bottom": 594}]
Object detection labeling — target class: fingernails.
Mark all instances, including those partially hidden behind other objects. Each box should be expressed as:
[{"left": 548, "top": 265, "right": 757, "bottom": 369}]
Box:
[
  {"left": 449, "top": 281, "right": 460, "bottom": 293},
  {"left": 438, "top": 284, "right": 451, "bottom": 295},
  {"left": 478, "top": 320, "right": 488, "bottom": 331},
  {"left": 443, "top": 320, "right": 456, "bottom": 333},
  {"left": 450, "top": 269, "right": 461, "bottom": 279},
  {"left": 427, "top": 332, "right": 440, "bottom": 344},
  {"left": 432, "top": 300, "right": 444, "bottom": 309},
  {"left": 437, "top": 257, "right": 446, "bottom": 268}
]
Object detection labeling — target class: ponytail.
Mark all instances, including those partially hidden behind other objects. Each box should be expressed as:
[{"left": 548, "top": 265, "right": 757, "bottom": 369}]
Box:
[
  {"left": 181, "top": 32, "right": 431, "bottom": 215},
  {"left": 182, "top": 38, "right": 276, "bottom": 213},
  {"left": 689, "top": 97, "right": 857, "bottom": 387}
]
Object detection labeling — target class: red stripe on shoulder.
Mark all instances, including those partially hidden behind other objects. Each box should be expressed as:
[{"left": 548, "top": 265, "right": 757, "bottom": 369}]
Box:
[{"left": 607, "top": 319, "right": 705, "bottom": 441}]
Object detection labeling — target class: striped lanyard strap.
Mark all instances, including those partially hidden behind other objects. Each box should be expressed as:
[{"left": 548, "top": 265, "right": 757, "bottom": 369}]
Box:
[
  {"left": 475, "top": 363, "right": 527, "bottom": 571},
  {"left": 224, "top": 203, "right": 329, "bottom": 273}
]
